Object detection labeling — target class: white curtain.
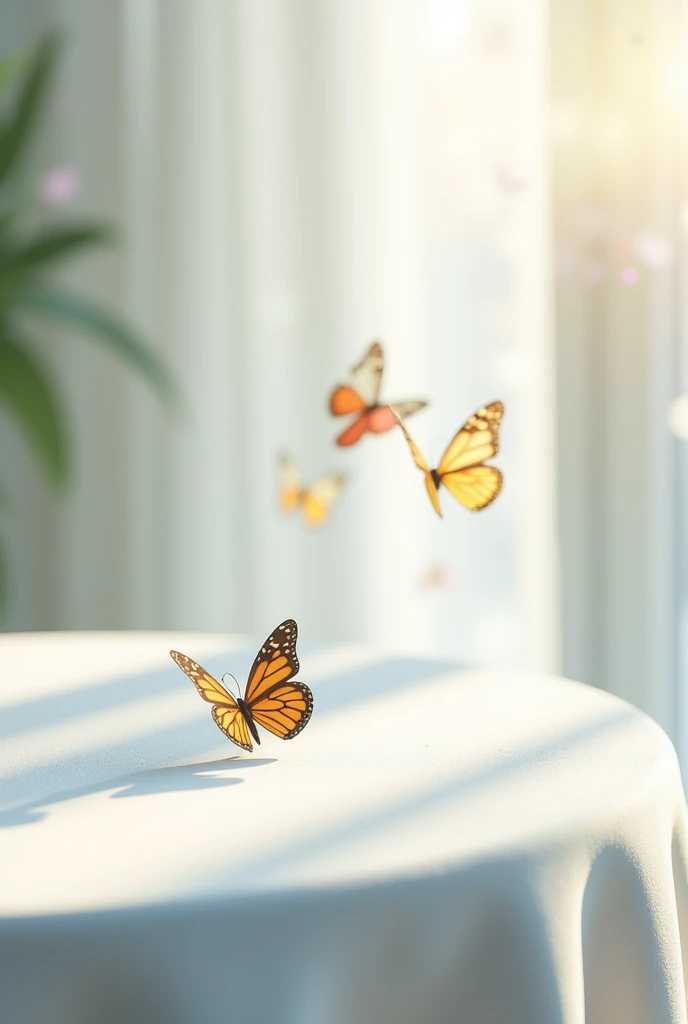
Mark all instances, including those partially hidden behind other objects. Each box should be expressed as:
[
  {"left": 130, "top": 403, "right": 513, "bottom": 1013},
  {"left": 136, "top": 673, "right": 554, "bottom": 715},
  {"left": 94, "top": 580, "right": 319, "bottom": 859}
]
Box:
[
  {"left": 550, "top": 0, "right": 688, "bottom": 739},
  {"left": 2, "top": 0, "right": 557, "bottom": 670}
]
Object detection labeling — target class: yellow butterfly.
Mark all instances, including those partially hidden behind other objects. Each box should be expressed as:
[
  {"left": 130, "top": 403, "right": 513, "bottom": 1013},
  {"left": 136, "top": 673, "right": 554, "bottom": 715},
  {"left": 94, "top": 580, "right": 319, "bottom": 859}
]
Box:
[
  {"left": 170, "top": 619, "right": 312, "bottom": 752},
  {"left": 391, "top": 401, "right": 504, "bottom": 517},
  {"left": 278, "top": 454, "right": 346, "bottom": 528}
]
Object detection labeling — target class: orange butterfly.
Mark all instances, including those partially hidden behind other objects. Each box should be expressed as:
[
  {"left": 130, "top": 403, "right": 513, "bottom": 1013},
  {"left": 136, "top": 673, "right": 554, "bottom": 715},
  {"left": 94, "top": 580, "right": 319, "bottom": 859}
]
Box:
[
  {"left": 170, "top": 619, "right": 312, "bottom": 752},
  {"left": 329, "top": 340, "right": 427, "bottom": 446},
  {"left": 392, "top": 402, "right": 504, "bottom": 517},
  {"left": 278, "top": 454, "right": 346, "bottom": 528}
]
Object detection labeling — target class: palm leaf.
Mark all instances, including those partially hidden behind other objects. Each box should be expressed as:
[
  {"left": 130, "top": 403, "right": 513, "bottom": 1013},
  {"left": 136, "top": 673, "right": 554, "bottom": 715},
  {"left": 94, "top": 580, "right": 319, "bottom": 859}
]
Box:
[
  {"left": 0, "top": 53, "right": 26, "bottom": 92},
  {"left": 0, "top": 482, "right": 11, "bottom": 511},
  {"left": 0, "top": 208, "right": 18, "bottom": 239},
  {"left": 0, "top": 332, "right": 69, "bottom": 485},
  {"left": 4, "top": 223, "right": 114, "bottom": 273},
  {"left": 0, "top": 32, "right": 61, "bottom": 185},
  {"left": 18, "top": 287, "right": 178, "bottom": 408}
]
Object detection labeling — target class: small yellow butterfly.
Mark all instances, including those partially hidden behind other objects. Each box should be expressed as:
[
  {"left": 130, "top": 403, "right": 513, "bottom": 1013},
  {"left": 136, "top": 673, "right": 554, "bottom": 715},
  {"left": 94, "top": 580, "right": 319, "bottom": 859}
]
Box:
[
  {"left": 391, "top": 402, "right": 504, "bottom": 517},
  {"left": 278, "top": 454, "right": 346, "bottom": 528}
]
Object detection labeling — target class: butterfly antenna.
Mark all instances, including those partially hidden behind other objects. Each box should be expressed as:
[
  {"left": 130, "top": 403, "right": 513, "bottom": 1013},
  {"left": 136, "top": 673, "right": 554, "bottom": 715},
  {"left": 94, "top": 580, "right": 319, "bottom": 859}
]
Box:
[{"left": 222, "top": 672, "right": 240, "bottom": 698}]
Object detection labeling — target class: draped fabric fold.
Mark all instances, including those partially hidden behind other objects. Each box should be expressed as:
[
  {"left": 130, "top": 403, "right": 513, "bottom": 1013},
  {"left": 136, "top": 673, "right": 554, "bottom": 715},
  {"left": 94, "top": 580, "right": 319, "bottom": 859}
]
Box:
[{"left": 1, "top": 633, "right": 687, "bottom": 1023}]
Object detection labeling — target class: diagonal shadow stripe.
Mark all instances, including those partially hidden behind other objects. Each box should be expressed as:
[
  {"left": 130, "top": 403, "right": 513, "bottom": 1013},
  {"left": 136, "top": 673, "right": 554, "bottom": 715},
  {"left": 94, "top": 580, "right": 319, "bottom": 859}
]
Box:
[
  {"left": 211, "top": 707, "right": 638, "bottom": 890},
  {"left": 0, "top": 643, "right": 324, "bottom": 741},
  {"left": 0, "top": 654, "right": 459, "bottom": 814},
  {"left": 0, "top": 646, "right": 245, "bottom": 740},
  {"left": 313, "top": 655, "right": 459, "bottom": 713}
]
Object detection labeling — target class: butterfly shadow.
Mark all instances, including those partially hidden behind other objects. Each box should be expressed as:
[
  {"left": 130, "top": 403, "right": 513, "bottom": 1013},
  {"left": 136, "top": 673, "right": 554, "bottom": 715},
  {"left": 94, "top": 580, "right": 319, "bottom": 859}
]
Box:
[
  {"left": 111, "top": 757, "right": 276, "bottom": 799},
  {"left": 0, "top": 756, "right": 276, "bottom": 829}
]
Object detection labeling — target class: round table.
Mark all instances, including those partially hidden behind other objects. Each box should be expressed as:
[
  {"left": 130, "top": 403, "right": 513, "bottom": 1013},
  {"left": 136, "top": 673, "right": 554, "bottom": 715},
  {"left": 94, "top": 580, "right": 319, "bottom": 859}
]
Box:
[{"left": 1, "top": 632, "right": 687, "bottom": 1024}]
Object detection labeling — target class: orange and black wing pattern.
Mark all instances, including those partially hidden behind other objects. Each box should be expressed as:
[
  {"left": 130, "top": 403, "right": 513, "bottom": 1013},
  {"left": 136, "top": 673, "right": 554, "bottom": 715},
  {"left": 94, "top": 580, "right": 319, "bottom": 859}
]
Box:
[
  {"left": 211, "top": 704, "right": 254, "bottom": 751},
  {"left": 244, "top": 619, "right": 300, "bottom": 704},
  {"left": 251, "top": 682, "right": 313, "bottom": 739},
  {"left": 244, "top": 620, "right": 314, "bottom": 740},
  {"left": 169, "top": 650, "right": 254, "bottom": 751}
]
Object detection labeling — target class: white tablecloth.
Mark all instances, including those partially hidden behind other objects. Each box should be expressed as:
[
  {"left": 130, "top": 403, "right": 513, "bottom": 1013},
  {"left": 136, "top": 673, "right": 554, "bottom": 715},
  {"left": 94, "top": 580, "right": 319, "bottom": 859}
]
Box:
[{"left": 1, "top": 632, "right": 687, "bottom": 1024}]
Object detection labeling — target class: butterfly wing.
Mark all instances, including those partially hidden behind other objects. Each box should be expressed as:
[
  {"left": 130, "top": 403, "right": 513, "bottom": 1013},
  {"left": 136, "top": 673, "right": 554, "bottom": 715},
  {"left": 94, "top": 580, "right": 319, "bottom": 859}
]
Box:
[
  {"left": 251, "top": 682, "right": 314, "bottom": 739},
  {"left": 390, "top": 408, "right": 443, "bottom": 516},
  {"left": 170, "top": 650, "right": 253, "bottom": 752},
  {"left": 244, "top": 620, "right": 313, "bottom": 742},
  {"left": 424, "top": 473, "right": 443, "bottom": 517},
  {"left": 436, "top": 402, "right": 504, "bottom": 513},
  {"left": 170, "top": 650, "right": 237, "bottom": 705},
  {"left": 329, "top": 385, "right": 367, "bottom": 417},
  {"left": 369, "top": 399, "right": 427, "bottom": 433},
  {"left": 437, "top": 402, "right": 504, "bottom": 475},
  {"left": 441, "top": 465, "right": 503, "bottom": 511},
  {"left": 278, "top": 453, "right": 301, "bottom": 514},
  {"left": 336, "top": 412, "right": 371, "bottom": 447},
  {"left": 244, "top": 619, "right": 299, "bottom": 706},
  {"left": 212, "top": 705, "right": 254, "bottom": 751},
  {"left": 351, "top": 340, "right": 384, "bottom": 406},
  {"left": 330, "top": 342, "right": 385, "bottom": 443},
  {"left": 301, "top": 474, "right": 347, "bottom": 527},
  {"left": 390, "top": 407, "right": 430, "bottom": 472}
]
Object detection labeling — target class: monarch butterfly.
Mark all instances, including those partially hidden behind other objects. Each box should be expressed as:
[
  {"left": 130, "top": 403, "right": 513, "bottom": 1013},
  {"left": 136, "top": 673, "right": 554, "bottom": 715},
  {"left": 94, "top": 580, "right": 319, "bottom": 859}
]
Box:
[
  {"left": 329, "top": 340, "right": 427, "bottom": 446},
  {"left": 278, "top": 454, "right": 346, "bottom": 528},
  {"left": 392, "top": 401, "right": 504, "bottom": 517},
  {"left": 170, "top": 619, "right": 312, "bottom": 752}
]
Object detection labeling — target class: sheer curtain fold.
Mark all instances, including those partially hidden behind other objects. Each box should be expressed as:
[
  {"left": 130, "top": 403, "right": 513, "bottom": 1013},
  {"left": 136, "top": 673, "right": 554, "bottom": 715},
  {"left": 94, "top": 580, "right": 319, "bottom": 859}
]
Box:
[
  {"left": 2, "top": 0, "right": 557, "bottom": 670},
  {"left": 551, "top": 0, "right": 685, "bottom": 731}
]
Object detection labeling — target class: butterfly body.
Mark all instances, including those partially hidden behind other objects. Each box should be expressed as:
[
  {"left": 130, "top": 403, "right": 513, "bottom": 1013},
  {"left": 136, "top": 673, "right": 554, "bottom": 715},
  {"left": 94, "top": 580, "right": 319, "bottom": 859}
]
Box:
[
  {"left": 330, "top": 341, "right": 427, "bottom": 447},
  {"left": 392, "top": 402, "right": 505, "bottom": 517},
  {"left": 170, "top": 619, "right": 313, "bottom": 752},
  {"left": 235, "top": 697, "right": 261, "bottom": 746}
]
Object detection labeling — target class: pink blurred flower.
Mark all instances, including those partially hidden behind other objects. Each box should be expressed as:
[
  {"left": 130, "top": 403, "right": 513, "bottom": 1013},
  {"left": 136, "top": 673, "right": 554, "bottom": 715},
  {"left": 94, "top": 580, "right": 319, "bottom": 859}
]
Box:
[
  {"left": 418, "top": 563, "right": 456, "bottom": 592},
  {"left": 633, "top": 232, "right": 674, "bottom": 267},
  {"left": 620, "top": 266, "right": 639, "bottom": 285},
  {"left": 39, "top": 165, "right": 80, "bottom": 206}
]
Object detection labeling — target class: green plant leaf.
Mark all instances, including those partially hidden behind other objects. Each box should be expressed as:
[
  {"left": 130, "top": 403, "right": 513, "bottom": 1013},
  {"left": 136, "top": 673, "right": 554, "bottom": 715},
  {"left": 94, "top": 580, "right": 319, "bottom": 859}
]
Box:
[
  {"left": 0, "top": 53, "right": 26, "bottom": 92},
  {"left": 18, "top": 287, "right": 179, "bottom": 408},
  {"left": 0, "top": 332, "right": 69, "bottom": 486},
  {"left": 4, "top": 223, "right": 115, "bottom": 272},
  {"left": 0, "top": 208, "right": 18, "bottom": 238},
  {"left": 0, "top": 32, "right": 61, "bottom": 185},
  {"left": 0, "top": 481, "right": 11, "bottom": 512}
]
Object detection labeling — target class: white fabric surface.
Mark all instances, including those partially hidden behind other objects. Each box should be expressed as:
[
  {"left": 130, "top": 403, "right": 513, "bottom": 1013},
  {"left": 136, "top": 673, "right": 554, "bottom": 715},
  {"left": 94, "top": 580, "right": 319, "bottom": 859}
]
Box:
[{"left": 1, "top": 632, "right": 687, "bottom": 1024}]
